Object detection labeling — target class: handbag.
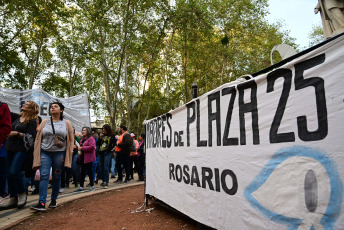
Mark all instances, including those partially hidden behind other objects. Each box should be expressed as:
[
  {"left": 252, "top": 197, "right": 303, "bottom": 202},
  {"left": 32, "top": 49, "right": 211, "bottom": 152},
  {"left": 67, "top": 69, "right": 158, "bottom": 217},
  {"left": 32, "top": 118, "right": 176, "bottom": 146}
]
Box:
[
  {"left": 23, "top": 133, "right": 34, "bottom": 151},
  {"left": 51, "top": 118, "right": 66, "bottom": 148}
]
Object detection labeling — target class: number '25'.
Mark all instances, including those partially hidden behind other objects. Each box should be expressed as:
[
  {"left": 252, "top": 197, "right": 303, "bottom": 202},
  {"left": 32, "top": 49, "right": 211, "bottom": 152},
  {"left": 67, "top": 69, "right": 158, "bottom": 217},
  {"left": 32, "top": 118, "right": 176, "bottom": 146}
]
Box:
[{"left": 267, "top": 53, "right": 327, "bottom": 143}]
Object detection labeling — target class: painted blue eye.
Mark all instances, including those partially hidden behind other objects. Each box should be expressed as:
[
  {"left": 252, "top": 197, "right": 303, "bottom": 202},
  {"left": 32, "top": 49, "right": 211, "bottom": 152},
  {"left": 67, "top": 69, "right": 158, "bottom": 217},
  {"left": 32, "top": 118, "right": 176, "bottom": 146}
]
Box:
[{"left": 244, "top": 146, "right": 343, "bottom": 230}]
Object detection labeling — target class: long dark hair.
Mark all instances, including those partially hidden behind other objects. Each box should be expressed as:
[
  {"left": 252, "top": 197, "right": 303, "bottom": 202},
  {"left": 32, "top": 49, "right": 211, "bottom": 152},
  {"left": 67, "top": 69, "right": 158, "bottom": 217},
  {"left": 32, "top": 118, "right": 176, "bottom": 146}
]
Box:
[{"left": 102, "top": 124, "right": 112, "bottom": 136}]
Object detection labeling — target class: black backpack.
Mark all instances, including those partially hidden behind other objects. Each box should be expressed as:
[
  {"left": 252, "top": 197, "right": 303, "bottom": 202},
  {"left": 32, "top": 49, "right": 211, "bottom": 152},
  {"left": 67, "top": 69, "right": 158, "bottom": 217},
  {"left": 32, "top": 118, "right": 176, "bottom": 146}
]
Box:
[{"left": 126, "top": 133, "right": 136, "bottom": 151}]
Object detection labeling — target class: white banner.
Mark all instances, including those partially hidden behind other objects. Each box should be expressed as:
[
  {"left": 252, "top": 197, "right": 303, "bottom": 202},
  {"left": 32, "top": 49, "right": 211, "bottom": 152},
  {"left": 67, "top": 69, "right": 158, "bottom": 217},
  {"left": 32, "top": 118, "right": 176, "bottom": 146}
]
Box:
[
  {"left": 0, "top": 87, "right": 90, "bottom": 132},
  {"left": 145, "top": 34, "right": 344, "bottom": 229}
]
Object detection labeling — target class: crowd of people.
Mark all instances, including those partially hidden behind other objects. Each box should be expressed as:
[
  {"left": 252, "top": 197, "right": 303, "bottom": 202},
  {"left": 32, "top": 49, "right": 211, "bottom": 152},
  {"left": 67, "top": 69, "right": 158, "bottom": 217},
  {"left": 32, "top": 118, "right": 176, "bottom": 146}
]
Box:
[{"left": 0, "top": 100, "right": 146, "bottom": 212}]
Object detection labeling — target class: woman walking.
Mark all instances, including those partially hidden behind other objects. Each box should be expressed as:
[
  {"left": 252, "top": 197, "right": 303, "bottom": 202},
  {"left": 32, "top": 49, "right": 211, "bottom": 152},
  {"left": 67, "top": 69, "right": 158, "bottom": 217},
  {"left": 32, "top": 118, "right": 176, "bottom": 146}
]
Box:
[
  {"left": 30, "top": 102, "right": 74, "bottom": 211},
  {"left": 97, "top": 124, "right": 115, "bottom": 188},
  {"left": 74, "top": 127, "right": 96, "bottom": 192},
  {"left": 1, "top": 101, "right": 39, "bottom": 209}
]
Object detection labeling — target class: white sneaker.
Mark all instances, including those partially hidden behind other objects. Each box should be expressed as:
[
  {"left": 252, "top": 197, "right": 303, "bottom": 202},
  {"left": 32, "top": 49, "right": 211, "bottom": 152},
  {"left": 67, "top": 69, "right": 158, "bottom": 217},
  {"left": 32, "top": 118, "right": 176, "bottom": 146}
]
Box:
[
  {"left": 1, "top": 197, "right": 17, "bottom": 208},
  {"left": 29, "top": 185, "right": 36, "bottom": 192},
  {"left": 73, "top": 187, "right": 85, "bottom": 193},
  {"left": 17, "top": 193, "right": 27, "bottom": 208}
]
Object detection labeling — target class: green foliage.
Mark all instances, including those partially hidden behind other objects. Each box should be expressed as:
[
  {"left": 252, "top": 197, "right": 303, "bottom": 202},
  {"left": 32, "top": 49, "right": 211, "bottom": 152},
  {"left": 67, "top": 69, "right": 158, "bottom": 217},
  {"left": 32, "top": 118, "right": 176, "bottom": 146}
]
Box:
[
  {"left": 308, "top": 24, "right": 324, "bottom": 47},
  {"left": 0, "top": 0, "right": 302, "bottom": 134}
]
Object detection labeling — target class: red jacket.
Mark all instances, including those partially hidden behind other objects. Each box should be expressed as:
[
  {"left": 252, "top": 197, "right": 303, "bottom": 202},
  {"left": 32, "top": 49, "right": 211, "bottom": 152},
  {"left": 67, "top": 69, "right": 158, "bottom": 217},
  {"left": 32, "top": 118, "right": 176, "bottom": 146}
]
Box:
[{"left": 0, "top": 102, "right": 12, "bottom": 145}]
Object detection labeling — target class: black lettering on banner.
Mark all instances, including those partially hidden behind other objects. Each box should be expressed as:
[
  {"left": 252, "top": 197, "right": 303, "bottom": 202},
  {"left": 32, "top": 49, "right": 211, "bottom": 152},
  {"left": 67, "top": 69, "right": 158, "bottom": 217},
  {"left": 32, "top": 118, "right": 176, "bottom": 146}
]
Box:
[
  {"left": 166, "top": 113, "right": 172, "bottom": 148},
  {"left": 146, "top": 123, "right": 149, "bottom": 148},
  {"left": 162, "top": 115, "right": 166, "bottom": 148},
  {"left": 40, "top": 102, "right": 48, "bottom": 116},
  {"left": 294, "top": 53, "right": 328, "bottom": 141},
  {"left": 190, "top": 166, "right": 201, "bottom": 187},
  {"left": 183, "top": 165, "right": 190, "bottom": 184},
  {"left": 214, "top": 168, "right": 220, "bottom": 192},
  {"left": 157, "top": 117, "right": 162, "bottom": 148},
  {"left": 202, "top": 167, "right": 214, "bottom": 191},
  {"left": 152, "top": 119, "right": 157, "bottom": 148},
  {"left": 178, "top": 131, "right": 184, "bottom": 146},
  {"left": 267, "top": 68, "right": 295, "bottom": 143},
  {"left": 221, "top": 169, "right": 238, "bottom": 195},
  {"left": 237, "top": 80, "right": 260, "bottom": 145},
  {"left": 186, "top": 101, "right": 196, "bottom": 147},
  {"left": 169, "top": 163, "right": 175, "bottom": 180},
  {"left": 208, "top": 91, "right": 221, "bottom": 147},
  {"left": 196, "top": 99, "right": 207, "bottom": 147},
  {"left": 175, "top": 165, "right": 182, "bottom": 182},
  {"left": 174, "top": 131, "right": 179, "bottom": 147},
  {"left": 146, "top": 123, "right": 150, "bottom": 149},
  {"left": 222, "top": 87, "right": 239, "bottom": 146}
]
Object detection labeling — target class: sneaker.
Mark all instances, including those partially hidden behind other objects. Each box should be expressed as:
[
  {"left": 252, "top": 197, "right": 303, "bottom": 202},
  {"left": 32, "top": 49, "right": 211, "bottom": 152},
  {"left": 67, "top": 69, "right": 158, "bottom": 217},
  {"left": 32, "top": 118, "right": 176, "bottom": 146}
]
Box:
[
  {"left": 100, "top": 182, "right": 105, "bottom": 187},
  {"left": 48, "top": 200, "right": 57, "bottom": 208},
  {"left": 29, "top": 185, "right": 36, "bottom": 192},
  {"left": 30, "top": 202, "right": 46, "bottom": 211},
  {"left": 86, "top": 183, "right": 91, "bottom": 187},
  {"left": 123, "top": 179, "right": 130, "bottom": 183},
  {"left": 89, "top": 186, "right": 95, "bottom": 192},
  {"left": 0, "top": 194, "right": 9, "bottom": 205},
  {"left": 59, "top": 188, "right": 66, "bottom": 193},
  {"left": 1, "top": 197, "right": 17, "bottom": 209},
  {"left": 114, "top": 179, "right": 122, "bottom": 183},
  {"left": 103, "top": 184, "right": 109, "bottom": 189},
  {"left": 17, "top": 193, "right": 27, "bottom": 209},
  {"left": 74, "top": 187, "right": 85, "bottom": 193}
]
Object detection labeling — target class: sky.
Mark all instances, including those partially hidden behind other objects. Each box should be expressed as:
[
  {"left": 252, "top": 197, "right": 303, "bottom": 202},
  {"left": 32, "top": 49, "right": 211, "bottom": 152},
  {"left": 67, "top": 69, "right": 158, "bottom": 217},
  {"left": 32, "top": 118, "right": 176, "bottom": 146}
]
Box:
[{"left": 266, "top": 0, "right": 322, "bottom": 48}]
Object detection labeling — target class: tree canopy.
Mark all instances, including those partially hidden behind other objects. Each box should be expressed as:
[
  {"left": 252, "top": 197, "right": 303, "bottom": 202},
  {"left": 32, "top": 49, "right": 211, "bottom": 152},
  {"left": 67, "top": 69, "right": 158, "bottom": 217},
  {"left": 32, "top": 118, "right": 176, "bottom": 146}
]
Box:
[{"left": 0, "top": 0, "right": 300, "bottom": 133}]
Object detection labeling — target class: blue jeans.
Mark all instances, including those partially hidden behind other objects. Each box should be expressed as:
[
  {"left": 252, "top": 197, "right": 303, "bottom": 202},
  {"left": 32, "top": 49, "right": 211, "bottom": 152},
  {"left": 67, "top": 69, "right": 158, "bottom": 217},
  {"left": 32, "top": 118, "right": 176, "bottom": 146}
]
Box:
[
  {"left": 38, "top": 150, "right": 65, "bottom": 204},
  {"left": 7, "top": 151, "right": 27, "bottom": 197},
  {"left": 0, "top": 156, "right": 7, "bottom": 196},
  {"left": 110, "top": 156, "right": 117, "bottom": 176},
  {"left": 92, "top": 157, "right": 98, "bottom": 183},
  {"left": 72, "top": 154, "right": 79, "bottom": 185},
  {"left": 99, "top": 152, "right": 111, "bottom": 184}
]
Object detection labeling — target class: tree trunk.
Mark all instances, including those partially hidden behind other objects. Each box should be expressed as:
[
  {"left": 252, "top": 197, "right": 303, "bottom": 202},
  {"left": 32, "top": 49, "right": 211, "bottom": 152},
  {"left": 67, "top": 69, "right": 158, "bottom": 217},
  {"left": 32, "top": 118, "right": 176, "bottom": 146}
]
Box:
[
  {"left": 100, "top": 28, "right": 116, "bottom": 129},
  {"left": 28, "top": 28, "right": 44, "bottom": 89},
  {"left": 124, "top": 50, "right": 131, "bottom": 130},
  {"left": 165, "top": 29, "right": 175, "bottom": 110},
  {"left": 113, "top": 0, "right": 131, "bottom": 128},
  {"left": 183, "top": 32, "right": 188, "bottom": 103}
]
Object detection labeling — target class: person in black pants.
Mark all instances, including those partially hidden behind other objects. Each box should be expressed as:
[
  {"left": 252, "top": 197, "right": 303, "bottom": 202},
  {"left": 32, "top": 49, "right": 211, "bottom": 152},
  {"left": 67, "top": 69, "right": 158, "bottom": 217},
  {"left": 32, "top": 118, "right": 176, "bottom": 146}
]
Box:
[
  {"left": 114, "top": 125, "right": 131, "bottom": 183},
  {"left": 137, "top": 133, "right": 145, "bottom": 181},
  {"left": 74, "top": 127, "right": 96, "bottom": 192}
]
